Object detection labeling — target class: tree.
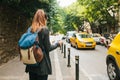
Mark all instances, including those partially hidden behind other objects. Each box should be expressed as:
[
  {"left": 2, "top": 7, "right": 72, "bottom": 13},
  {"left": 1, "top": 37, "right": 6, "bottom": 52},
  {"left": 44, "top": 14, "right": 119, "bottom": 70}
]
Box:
[
  {"left": 44, "top": 0, "right": 67, "bottom": 34},
  {"left": 0, "top": 0, "right": 62, "bottom": 33},
  {"left": 78, "top": 0, "right": 118, "bottom": 33},
  {"left": 63, "top": 2, "right": 86, "bottom": 32}
]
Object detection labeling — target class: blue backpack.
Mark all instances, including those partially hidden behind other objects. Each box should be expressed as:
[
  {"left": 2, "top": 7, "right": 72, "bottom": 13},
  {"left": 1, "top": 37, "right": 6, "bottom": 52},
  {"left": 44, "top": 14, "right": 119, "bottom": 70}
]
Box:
[
  {"left": 18, "top": 27, "right": 44, "bottom": 66},
  {"left": 18, "top": 27, "right": 39, "bottom": 49}
]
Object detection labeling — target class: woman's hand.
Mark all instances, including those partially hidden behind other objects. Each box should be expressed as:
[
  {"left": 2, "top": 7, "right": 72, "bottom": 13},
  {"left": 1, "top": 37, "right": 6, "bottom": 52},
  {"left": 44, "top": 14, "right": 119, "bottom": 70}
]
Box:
[{"left": 58, "top": 40, "right": 63, "bottom": 47}]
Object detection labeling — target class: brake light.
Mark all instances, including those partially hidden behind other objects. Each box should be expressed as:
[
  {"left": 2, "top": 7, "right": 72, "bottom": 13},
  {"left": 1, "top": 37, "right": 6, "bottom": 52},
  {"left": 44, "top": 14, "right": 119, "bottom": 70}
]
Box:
[{"left": 101, "top": 39, "right": 104, "bottom": 42}]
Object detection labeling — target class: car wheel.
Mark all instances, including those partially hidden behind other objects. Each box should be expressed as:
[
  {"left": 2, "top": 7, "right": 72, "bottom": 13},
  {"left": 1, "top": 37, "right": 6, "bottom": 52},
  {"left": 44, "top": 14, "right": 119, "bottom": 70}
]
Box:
[
  {"left": 107, "top": 60, "right": 120, "bottom": 80},
  {"left": 92, "top": 47, "right": 95, "bottom": 50}
]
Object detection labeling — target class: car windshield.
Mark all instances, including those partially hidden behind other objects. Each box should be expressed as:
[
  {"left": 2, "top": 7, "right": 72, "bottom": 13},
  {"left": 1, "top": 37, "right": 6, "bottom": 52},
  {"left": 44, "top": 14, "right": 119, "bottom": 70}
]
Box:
[
  {"left": 77, "top": 34, "right": 91, "bottom": 38},
  {"left": 93, "top": 34, "right": 101, "bottom": 37}
]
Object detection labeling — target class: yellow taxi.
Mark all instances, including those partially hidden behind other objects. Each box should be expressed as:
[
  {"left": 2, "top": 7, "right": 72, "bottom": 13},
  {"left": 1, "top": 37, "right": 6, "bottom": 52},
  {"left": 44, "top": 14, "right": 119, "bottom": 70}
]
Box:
[
  {"left": 70, "top": 32, "right": 96, "bottom": 49},
  {"left": 106, "top": 32, "right": 120, "bottom": 80}
]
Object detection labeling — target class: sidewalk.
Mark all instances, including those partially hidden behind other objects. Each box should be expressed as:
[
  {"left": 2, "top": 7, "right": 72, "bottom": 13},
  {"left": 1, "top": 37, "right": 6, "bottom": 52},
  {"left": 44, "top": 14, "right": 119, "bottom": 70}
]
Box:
[
  {"left": 0, "top": 48, "right": 88, "bottom": 80},
  {"left": 49, "top": 48, "right": 88, "bottom": 80}
]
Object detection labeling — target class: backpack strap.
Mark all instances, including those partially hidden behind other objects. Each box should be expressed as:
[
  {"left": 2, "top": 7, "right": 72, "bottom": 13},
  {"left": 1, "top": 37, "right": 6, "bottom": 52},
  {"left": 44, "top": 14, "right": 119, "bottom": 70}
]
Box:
[
  {"left": 18, "top": 46, "right": 22, "bottom": 61},
  {"left": 28, "top": 48, "right": 30, "bottom": 60}
]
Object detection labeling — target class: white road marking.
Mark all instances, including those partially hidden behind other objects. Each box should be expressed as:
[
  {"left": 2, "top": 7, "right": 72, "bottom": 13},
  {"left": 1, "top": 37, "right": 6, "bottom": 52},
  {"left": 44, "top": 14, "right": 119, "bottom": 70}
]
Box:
[
  {"left": 71, "top": 56, "right": 92, "bottom": 80},
  {"left": 54, "top": 50, "right": 63, "bottom": 80},
  {"left": 71, "top": 56, "right": 109, "bottom": 80}
]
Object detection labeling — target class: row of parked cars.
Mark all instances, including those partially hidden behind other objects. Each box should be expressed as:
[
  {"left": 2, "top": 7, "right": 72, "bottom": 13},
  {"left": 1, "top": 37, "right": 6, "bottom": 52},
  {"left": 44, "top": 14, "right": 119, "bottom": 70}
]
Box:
[
  {"left": 65, "top": 31, "right": 120, "bottom": 80},
  {"left": 66, "top": 31, "right": 114, "bottom": 47}
]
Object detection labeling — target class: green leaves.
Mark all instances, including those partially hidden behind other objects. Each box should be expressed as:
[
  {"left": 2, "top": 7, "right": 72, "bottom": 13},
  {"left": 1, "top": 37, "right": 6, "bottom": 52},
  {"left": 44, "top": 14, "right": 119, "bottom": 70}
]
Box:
[
  {"left": 63, "top": 2, "right": 86, "bottom": 32},
  {"left": 78, "top": 0, "right": 118, "bottom": 27}
]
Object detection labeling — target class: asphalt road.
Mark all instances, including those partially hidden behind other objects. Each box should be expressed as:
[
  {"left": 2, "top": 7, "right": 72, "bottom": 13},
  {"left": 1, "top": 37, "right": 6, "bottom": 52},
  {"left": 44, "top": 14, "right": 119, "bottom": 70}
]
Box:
[
  {"left": 51, "top": 35, "right": 109, "bottom": 80},
  {"left": 64, "top": 41, "right": 109, "bottom": 80}
]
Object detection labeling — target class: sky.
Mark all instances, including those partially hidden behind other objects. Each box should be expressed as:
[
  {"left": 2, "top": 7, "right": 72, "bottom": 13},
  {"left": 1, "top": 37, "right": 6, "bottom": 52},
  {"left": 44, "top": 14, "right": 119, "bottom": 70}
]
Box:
[{"left": 57, "top": 0, "right": 77, "bottom": 7}]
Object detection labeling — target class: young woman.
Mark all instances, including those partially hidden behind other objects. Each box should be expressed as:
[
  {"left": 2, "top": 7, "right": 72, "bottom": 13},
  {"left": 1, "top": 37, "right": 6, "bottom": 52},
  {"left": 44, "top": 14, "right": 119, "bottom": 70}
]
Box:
[{"left": 25, "top": 9, "right": 62, "bottom": 80}]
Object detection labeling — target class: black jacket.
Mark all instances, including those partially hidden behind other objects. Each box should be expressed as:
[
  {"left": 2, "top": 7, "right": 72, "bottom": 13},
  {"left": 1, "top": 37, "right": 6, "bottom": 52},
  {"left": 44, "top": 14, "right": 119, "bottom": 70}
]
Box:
[{"left": 25, "top": 27, "right": 59, "bottom": 75}]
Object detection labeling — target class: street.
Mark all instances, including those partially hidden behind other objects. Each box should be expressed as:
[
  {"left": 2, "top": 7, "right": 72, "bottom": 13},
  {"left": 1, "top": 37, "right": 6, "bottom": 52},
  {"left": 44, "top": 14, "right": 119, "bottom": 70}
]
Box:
[
  {"left": 53, "top": 34, "right": 109, "bottom": 80},
  {"left": 0, "top": 35, "right": 109, "bottom": 80},
  {"left": 63, "top": 40, "right": 109, "bottom": 80}
]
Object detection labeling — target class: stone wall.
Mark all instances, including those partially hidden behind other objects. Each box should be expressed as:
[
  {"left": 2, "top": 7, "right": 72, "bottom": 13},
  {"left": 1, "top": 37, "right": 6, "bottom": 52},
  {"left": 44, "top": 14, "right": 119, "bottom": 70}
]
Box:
[{"left": 0, "top": 6, "right": 30, "bottom": 65}]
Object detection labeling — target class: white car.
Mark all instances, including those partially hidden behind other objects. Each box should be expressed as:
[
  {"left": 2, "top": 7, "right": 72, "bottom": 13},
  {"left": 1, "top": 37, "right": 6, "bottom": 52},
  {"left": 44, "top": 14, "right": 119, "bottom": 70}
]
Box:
[
  {"left": 99, "top": 36, "right": 106, "bottom": 46},
  {"left": 91, "top": 33, "right": 101, "bottom": 44},
  {"left": 66, "top": 31, "right": 77, "bottom": 43}
]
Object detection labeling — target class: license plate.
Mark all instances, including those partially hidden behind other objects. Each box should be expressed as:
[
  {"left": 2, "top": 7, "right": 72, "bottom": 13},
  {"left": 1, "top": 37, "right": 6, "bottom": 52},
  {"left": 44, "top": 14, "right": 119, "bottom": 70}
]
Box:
[{"left": 86, "top": 44, "right": 92, "bottom": 47}]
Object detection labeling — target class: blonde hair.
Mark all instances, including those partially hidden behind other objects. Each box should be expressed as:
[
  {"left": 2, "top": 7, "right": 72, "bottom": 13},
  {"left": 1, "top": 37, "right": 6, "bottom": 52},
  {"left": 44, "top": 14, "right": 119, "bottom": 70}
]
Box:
[{"left": 31, "top": 9, "right": 47, "bottom": 32}]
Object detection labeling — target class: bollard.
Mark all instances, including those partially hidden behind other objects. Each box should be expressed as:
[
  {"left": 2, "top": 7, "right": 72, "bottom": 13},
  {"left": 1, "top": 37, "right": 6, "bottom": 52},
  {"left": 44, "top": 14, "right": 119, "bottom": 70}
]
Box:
[
  {"left": 75, "top": 56, "right": 79, "bottom": 80},
  {"left": 64, "top": 44, "right": 66, "bottom": 58},
  {"left": 67, "top": 48, "right": 71, "bottom": 67},
  {"left": 61, "top": 43, "right": 63, "bottom": 53},
  {"left": 60, "top": 44, "right": 61, "bottom": 50}
]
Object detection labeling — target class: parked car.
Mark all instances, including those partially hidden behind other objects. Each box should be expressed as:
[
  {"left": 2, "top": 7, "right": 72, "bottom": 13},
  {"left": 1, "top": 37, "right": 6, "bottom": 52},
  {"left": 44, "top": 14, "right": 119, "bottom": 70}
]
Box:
[
  {"left": 62, "top": 36, "right": 66, "bottom": 40},
  {"left": 100, "top": 34, "right": 116, "bottom": 47},
  {"left": 105, "top": 34, "right": 117, "bottom": 47},
  {"left": 99, "top": 36, "right": 106, "bottom": 46},
  {"left": 105, "top": 37, "right": 113, "bottom": 47},
  {"left": 106, "top": 32, "right": 120, "bottom": 80},
  {"left": 91, "top": 33, "right": 101, "bottom": 44},
  {"left": 66, "top": 31, "right": 77, "bottom": 43},
  {"left": 70, "top": 32, "right": 96, "bottom": 49}
]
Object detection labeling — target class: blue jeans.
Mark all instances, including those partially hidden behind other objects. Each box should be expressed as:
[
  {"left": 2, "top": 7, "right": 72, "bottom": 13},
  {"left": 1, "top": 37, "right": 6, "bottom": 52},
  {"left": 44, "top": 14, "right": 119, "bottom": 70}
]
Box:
[{"left": 29, "top": 72, "right": 48, "bottom": 80}]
